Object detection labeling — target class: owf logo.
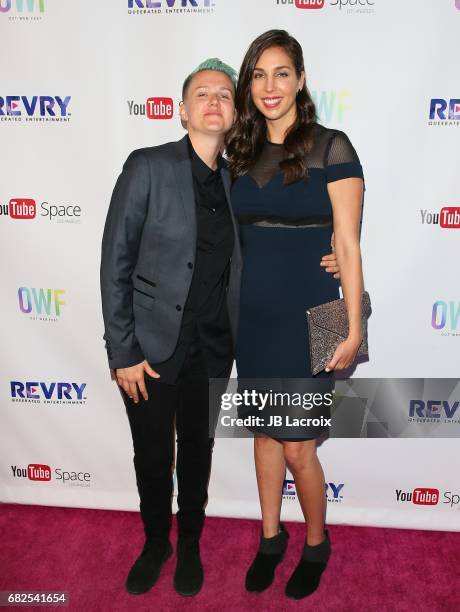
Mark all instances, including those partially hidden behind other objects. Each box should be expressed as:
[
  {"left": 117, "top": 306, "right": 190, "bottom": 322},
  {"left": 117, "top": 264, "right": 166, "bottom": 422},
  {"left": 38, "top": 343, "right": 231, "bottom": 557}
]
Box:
[
  {"left": 311, "top": 89, "right": 351, "bottom": 123},
  {"left": 431, "top": 301, "right": 460, "bottom": 332},
  {"left": 0, "top": 0, "right": 44, "bottom": 13},
  {"left": 18, "top": 287, "right": 65, "bottom": 318}
]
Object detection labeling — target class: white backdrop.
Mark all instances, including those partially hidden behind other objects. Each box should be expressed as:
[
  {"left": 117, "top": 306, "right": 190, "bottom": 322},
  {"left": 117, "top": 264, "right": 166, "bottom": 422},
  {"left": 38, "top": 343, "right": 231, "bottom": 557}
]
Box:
[{"left": 1, "top": 0, "right": 459, "bottom": 532}]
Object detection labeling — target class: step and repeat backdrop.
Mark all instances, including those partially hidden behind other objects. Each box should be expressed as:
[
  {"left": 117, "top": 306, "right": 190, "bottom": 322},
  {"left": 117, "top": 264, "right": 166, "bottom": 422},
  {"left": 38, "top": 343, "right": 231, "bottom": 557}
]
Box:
[{"left": 1, "top": 0, "right": 459, "bottom": 532}]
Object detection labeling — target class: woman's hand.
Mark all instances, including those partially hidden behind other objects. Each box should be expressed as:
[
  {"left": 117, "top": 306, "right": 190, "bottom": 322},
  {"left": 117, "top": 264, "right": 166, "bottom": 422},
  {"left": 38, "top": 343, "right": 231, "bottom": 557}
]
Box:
[{"left": 325, "top": 335, "right": 363, "bottom": 372}]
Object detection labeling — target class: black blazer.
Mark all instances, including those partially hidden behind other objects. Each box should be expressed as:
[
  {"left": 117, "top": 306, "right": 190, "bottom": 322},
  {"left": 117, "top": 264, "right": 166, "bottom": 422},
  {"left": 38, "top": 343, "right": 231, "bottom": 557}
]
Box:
[{"left": 100, "top": 135, "right": 242, "bottom": 370}]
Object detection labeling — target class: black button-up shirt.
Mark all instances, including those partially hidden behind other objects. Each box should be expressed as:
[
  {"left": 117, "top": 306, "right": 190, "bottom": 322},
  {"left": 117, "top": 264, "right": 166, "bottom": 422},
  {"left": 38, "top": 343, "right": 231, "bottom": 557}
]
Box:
[{"left": 150, "top": 137, "right": 234, "bottom": 383}]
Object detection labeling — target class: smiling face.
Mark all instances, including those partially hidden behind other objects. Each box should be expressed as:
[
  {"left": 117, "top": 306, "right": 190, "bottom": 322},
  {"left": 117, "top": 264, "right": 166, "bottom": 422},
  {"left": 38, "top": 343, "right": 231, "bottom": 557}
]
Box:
[
  {"left": 180, "top": 70, "right": 235, "bottom": 137},
  {"left": 250, "top": 45, "right": 304, "bottom": 127}
]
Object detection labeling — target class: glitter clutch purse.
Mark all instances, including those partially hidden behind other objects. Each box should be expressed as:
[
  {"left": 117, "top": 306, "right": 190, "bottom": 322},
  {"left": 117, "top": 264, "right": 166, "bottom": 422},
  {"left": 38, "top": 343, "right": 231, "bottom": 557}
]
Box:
[{"left": 306, "top": 291, "right": 371, "bottom": 375}]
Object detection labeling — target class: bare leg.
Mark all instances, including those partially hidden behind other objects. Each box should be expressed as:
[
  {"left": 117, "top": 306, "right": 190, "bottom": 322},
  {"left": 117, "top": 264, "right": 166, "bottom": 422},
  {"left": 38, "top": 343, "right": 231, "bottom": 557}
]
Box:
[
  {"left": 283, "top": 440, "right": 326, "bottom": 545},
  {"left": 254, "top": 434, "right": 286, "bottom": 538}
]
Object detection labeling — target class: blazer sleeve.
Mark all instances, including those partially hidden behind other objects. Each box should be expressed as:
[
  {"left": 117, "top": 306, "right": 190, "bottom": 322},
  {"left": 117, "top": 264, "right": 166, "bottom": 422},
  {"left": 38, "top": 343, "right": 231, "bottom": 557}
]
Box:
[{"left": 100, "top": 150, "right": 150, "bottom": 369}]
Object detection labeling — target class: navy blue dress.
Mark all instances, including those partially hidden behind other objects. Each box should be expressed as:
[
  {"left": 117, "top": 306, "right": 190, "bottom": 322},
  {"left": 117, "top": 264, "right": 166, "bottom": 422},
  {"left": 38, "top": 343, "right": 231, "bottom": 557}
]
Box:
[{"left": 230, "top": 123, "right": 364, "bottom": 439}]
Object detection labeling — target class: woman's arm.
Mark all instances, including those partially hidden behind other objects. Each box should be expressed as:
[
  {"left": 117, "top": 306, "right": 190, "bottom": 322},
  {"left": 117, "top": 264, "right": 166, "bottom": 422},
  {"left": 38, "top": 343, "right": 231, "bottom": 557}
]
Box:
[{"left": 325, "top": 176, "right": 364, "bottom": 371}]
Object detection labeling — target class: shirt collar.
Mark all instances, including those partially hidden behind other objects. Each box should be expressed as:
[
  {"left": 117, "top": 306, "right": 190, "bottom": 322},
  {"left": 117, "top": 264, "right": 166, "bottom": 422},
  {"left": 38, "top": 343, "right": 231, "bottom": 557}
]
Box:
[{"left": 187, "top": 135, "right": 224, "bottom": 183}]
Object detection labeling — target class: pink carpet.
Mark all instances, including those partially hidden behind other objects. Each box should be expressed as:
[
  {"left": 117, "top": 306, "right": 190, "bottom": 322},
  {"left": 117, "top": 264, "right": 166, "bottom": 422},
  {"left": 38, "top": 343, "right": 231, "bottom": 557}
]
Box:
[{"left": 1, "top": 503, "right": 458, "bottom": 611}]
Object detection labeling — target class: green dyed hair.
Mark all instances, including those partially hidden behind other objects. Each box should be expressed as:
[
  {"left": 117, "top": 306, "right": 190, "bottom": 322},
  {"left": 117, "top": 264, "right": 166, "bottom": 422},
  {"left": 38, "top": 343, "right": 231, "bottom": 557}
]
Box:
[{"left": 182, "top": 58, "right": 238, "bottom": 100}]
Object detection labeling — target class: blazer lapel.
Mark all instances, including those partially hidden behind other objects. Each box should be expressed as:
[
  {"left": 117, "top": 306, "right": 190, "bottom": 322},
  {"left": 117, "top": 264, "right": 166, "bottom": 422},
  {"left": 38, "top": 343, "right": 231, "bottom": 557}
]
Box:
[
  {"left": 172, "top": 135, "right": 196, "bottom": 239},
  {"left": 221, "top": 164, "right": 242, "bottom": 261}
]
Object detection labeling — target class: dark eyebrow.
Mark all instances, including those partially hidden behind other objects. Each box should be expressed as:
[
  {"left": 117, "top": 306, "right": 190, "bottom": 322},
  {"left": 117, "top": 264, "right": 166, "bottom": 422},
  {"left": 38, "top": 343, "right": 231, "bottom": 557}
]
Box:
[{"left": 253, "top": 65, "right": 292, "bottom": 72}]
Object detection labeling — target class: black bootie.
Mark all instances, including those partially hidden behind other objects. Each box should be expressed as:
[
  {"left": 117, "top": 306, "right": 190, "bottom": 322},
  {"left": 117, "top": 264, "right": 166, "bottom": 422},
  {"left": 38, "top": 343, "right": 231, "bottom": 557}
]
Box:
[
  {"left": 245, "top": 523, "right": 289, "bottom": 592},
  {"left": 285, "top": 528, "right": 331, "bottom": 600}
]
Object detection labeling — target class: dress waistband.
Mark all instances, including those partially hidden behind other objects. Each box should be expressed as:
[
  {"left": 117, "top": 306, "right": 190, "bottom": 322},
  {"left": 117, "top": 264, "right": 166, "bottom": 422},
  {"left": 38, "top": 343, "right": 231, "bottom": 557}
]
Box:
[{"left": 237, "top": 215, "right": 332, "bottom": 228}]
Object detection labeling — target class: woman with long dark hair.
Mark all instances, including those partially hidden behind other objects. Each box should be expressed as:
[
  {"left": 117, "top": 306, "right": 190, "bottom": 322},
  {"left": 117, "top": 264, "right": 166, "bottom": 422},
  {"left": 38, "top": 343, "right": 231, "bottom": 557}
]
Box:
[{"left": 226, "top": 30, "right": 365, "bottom": 600}]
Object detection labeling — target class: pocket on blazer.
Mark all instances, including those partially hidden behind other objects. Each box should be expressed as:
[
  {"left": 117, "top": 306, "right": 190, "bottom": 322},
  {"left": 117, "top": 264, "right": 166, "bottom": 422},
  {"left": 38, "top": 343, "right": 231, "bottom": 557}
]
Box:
[{"left": 133, "top": 288, "right": 156, "bottom": 310}]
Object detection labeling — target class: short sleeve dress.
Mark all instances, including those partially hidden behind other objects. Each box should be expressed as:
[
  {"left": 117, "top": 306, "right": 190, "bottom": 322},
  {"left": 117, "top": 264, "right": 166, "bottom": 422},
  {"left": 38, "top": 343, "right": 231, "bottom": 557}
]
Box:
[{"left": 230, "top": 123, "right": 364, "bottom": 439}]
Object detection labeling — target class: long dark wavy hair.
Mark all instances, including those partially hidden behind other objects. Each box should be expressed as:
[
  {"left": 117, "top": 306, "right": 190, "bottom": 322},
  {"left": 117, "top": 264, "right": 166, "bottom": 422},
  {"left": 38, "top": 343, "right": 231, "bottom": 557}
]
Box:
[{"left": 225, "top": 30, "right": 317, "bottom": 185}]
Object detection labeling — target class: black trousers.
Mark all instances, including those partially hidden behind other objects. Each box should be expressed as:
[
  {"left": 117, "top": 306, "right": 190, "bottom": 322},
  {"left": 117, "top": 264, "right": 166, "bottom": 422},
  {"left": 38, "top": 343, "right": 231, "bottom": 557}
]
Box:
[{"left": 120, "top": 342, "right": 226, "bottom": 544}]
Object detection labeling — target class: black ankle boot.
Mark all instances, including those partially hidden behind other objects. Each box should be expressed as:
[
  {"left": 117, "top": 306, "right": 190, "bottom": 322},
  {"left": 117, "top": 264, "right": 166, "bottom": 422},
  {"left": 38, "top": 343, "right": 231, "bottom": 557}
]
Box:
[
  {"left": 126, "top": 539, "right": 173, "bottom": 595},
  {"left": 174, "top": 538, "right": 204, "bottom": 597},
  {"left": 285, "top": 529, "right": 331, "bottom": 600},
  {"left": 245, "top": 523, "right": 289, "bottom": 592}
]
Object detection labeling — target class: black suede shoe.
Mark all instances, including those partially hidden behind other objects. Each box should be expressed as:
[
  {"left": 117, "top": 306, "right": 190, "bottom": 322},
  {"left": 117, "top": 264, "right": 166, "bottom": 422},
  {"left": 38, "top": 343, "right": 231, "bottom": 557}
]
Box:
[
  {"left": 285, "top": 529, "right": 331, "bottom": 600},
  {"left": 125, "top": 540, "right": 173, "bottom": 595},
  {"left": 174, "top": 539, "right": 204, "bottom": 597},
  {"left": 245, "top": 523, "right": 289, "bottom": 593}
]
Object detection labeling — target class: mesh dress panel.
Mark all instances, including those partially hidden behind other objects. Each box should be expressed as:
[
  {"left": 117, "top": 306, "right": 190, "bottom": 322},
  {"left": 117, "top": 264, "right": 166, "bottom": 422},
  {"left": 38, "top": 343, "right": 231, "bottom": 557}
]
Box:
[
  {"left": 247, "top": 125, "right": 361, "bottom": 189},
  {"left": 247, "top": 141, "right": 287, "bottom": 189},
  {"left": 241, "top": 125, "right": 362, "bottom": 227}
]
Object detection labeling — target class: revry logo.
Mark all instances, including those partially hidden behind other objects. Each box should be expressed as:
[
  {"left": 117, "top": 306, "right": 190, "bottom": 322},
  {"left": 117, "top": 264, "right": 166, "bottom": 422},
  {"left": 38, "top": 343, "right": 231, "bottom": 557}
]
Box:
[
  {"left": 283, "top": 479, "right": 297, "bottom": 497},
  {"left": 409, "top": 400, "right": 459, "bottom": 420},
  {"left": 431, "top": 301, "right": 460, "bottom": 330},
  {"left": 0, "top": 96, "right": 71, "bottom": 117},
  {"left": 18, "top": 287, "right": 65, "bottom": 316},
  {"left": 326, "top": 482, "right": 344, "bottom": 502},
  {"left": 429, "top": 99, "right": 460, "bottom": 121},
  {"left": 0, "top": 0, "right": 45, "bottom": 13},
  {"left": 128, "top": 0, "right": 210, "bottom": 7},
  {"left": 10, "top": 381, "right": 87, "bottom": 401}
]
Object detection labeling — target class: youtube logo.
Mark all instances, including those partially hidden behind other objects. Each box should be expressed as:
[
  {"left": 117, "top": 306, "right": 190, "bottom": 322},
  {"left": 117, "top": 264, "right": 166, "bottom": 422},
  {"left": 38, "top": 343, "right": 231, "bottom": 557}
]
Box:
[
  {"left": 396, "top": 487, "right": 440, "bottom": 505},
  {"left": 412, "top": 488, "right": 439, "bottom": 505},
  {"left": 146, "top": 97, "right": 173, "bottom": 119},
  {"left": 27, "top": 464, "right": 51, "bottom": 481},
  {"left": 295, "top": 0, "right": 324, "bottom": 8},
  {"left": 440, "top": 207, "right": 460, "bottom": 228},
  {"left": 11, "top": 464, "right": 52, "bottom": 481},
  {"left": 9, "top": 198, "right": 36, "bottom": 219}
]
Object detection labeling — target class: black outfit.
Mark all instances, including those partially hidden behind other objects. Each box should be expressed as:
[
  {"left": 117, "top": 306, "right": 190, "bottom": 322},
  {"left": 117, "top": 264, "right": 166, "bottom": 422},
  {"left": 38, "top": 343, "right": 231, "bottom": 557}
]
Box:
[
  {"left": 149, "top": 136, "right": 234, "bottom": 384},
  {"left": 231, "top": 123, "right": 364, "bottom": 440},
  {"left": 122, "top": 139, "right": 234, "bottom": 544}
]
